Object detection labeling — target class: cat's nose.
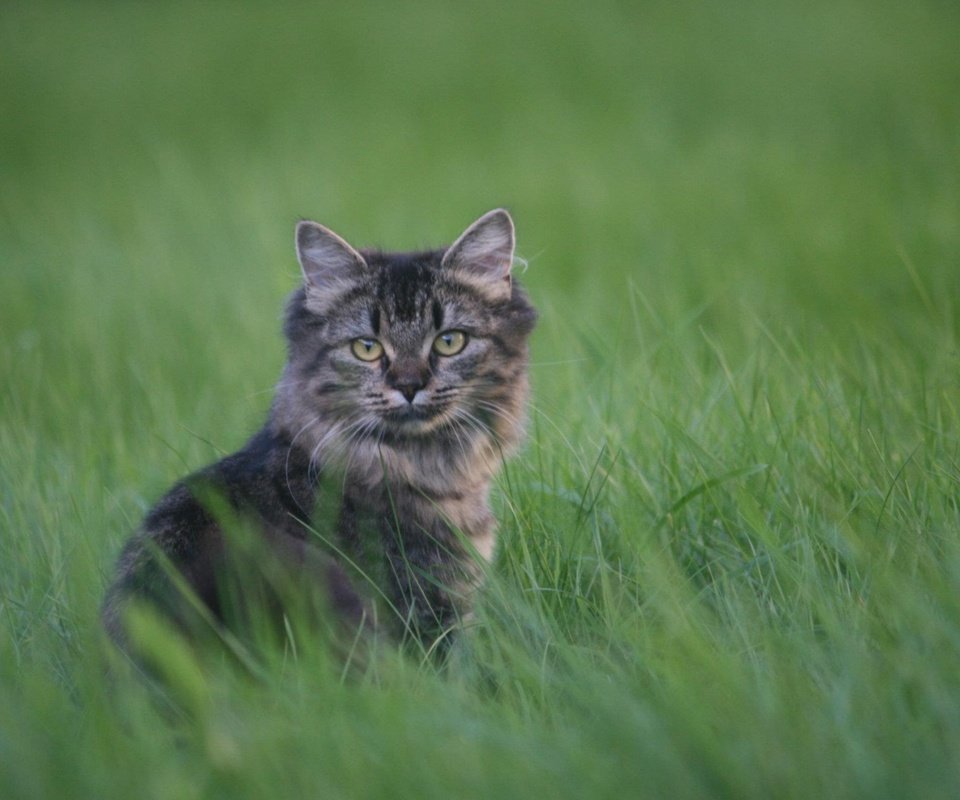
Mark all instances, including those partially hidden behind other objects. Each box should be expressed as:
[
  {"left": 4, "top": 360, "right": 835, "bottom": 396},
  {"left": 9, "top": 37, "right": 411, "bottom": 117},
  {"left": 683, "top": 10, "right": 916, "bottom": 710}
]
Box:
[
  {"left": 394, "top": 381, "right": 423, "bottom": 403},
  {"left": 387, "top": 362, "right": 429, "bottom": 404}
]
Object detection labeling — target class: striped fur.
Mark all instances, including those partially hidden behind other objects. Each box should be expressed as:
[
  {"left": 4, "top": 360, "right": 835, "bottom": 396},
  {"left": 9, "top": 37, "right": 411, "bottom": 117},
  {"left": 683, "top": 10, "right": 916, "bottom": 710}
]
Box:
[{"left": 103, "top": 210, "right": 537, "bottom": 653}]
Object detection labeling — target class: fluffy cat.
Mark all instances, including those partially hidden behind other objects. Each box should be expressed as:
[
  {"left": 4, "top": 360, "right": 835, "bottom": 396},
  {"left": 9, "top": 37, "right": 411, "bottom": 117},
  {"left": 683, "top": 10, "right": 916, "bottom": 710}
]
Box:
[{"left": 102, "top": 209, "right": 537, "bottom": 655}]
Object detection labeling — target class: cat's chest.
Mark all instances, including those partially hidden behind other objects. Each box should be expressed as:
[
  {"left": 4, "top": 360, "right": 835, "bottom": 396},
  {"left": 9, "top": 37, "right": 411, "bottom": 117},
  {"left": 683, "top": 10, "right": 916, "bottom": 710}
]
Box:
[{"left": 337, "top": 479, "right": 494, "bottom": 547}]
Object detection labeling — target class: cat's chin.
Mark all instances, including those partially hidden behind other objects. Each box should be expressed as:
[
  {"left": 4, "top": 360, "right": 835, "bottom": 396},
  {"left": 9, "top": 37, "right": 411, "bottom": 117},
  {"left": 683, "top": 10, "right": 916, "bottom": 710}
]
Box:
[{"left": 380, "top": 405, "right": 451, "bottom": 437}]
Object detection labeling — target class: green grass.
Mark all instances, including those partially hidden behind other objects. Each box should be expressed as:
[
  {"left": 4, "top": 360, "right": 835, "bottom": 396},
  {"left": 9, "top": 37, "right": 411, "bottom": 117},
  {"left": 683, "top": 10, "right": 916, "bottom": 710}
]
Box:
[{"left": 3, "top": 0, "right": 960, "bottom": 796}]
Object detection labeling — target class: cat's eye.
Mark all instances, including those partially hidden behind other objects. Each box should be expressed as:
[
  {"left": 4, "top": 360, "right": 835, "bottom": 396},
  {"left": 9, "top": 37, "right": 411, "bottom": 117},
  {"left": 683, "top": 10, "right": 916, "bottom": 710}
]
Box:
[
  {"left": 433, "top": 330, "right": 468, "bottom": 356},
  {"left": 351, "top": 338, "right": 384, "bottom": 362}
]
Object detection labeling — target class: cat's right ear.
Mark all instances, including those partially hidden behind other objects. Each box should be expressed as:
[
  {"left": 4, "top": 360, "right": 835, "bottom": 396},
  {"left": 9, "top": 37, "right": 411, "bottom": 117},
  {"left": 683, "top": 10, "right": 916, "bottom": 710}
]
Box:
[{"left": 295, "top": 220, "right": 368, "bottom": 292}]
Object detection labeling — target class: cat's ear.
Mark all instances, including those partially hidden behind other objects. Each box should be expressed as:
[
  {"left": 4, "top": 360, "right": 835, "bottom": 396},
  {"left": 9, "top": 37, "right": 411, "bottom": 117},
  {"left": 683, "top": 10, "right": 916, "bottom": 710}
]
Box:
[
  {"left": 295, "top": 220, "right": 368, "bottom": 290},
  {"left": 441, "top": 209, "right": 515, "bottom": 301}
]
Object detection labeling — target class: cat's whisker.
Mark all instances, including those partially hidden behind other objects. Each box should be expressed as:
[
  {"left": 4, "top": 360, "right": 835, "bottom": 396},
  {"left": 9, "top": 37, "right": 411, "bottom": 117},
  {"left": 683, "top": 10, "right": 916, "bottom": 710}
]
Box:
[
  {"left": 286, "top": 413, "right": 326, "bottom": 503},
  {"left": 446, "top": 411, "right": 475, "bottom": 467},
  {"left": 453, "top": 406, "right": 488, "bottom": 435},
  {"left": 310, "top": 415, "right": 372, "bottom": 474},
  {"left": 474, "top": 401, "right": 529, "bottom": 451},
  {"left": 449, "top": 407, "right": 499, "bottom": 468},
  {"left": 339, "top": 416, "right": 380, "bottom": 476},
  {"left": 474, "top": 399, "right": 522, "bottom": 427},
  {"left": 308, "top": 417, "right": 364, "bottom": 476},
  {"left": 456, "top": 412, "right": 497, "bottom": 454},
  {"left": 325, "top": 413, "right": 382, "bottom": 466},
  {"left": 288, "top": 413, "right": 323, "bottom": 450}
]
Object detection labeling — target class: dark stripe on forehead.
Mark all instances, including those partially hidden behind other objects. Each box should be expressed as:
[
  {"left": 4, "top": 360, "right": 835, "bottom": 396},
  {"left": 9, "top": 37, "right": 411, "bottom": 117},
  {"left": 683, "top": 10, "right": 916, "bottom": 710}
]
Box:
[
  {"left": 432, "top": 299, "right": 444, "bottom": 330},
  {"left": 370, "top": 305, "right": 381, "bottom": 336},
  {"left": 379, "top": 259, "right": 436, "bottom": 322}
]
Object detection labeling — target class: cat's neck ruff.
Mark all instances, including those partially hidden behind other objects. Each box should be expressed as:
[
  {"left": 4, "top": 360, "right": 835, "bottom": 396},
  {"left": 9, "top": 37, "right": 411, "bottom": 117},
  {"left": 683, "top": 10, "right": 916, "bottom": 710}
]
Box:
[{"left": 283, "top": 413, "right": 506, "bottom": 499}]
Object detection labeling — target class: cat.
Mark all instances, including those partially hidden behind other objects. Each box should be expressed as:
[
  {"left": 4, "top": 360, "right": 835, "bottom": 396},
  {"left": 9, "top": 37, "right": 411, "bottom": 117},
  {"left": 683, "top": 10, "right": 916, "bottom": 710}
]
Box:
[{"left": 102, "top": 209, "right": 538, "bottom": 657}]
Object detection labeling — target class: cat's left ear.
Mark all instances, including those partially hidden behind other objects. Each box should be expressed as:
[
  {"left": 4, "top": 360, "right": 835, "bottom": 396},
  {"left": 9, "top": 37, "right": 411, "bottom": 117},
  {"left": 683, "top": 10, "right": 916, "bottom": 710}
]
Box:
[{"left": 441, "top": 209, "right": 515, "bottom": 301}]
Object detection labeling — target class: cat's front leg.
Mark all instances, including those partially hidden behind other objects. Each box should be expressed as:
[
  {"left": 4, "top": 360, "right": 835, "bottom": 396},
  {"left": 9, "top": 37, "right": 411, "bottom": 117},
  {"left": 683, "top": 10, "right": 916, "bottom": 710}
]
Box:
[{"left": 383, "top": 520, "right": 480, "bottom": 653}]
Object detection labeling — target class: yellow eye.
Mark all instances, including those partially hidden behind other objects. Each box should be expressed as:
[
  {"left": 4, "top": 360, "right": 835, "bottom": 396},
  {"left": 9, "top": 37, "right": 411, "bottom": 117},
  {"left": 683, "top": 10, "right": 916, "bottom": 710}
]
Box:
[
  {"left": 350, "top": 338, "right": 384, "bottom": 362},
  {"left": 433, "top": 330, "right": 467, "bottom": 356}
]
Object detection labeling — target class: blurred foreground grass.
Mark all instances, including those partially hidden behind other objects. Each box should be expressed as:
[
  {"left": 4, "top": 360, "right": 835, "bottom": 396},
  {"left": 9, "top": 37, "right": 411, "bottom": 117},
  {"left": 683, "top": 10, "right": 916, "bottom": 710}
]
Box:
[{"left": 2, "top": 1, "right": 959, "bottom": 798}]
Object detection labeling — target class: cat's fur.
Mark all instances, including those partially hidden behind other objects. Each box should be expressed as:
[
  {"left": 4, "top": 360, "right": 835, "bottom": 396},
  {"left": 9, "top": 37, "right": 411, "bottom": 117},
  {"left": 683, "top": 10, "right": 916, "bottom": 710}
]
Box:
[{"left": 102, "top": 209, "right": 537, "bottom": 654}]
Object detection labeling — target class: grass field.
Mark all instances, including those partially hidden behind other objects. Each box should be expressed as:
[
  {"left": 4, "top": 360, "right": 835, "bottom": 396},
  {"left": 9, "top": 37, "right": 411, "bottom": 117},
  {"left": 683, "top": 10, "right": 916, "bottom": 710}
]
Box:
[{"left": 2, "top": 0, "right": 960, "bottom": 797}]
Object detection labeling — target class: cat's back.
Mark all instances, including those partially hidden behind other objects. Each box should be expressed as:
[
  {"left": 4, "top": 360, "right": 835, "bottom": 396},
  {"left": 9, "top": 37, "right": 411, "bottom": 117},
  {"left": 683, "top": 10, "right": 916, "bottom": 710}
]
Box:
[{"left": 101, "top": 427, "right": 314, "bottom": 641}]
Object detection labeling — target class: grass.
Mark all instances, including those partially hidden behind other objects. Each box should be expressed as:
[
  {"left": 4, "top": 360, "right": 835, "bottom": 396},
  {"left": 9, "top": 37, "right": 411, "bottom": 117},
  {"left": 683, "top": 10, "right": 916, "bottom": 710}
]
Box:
[{"left": 2, "top": 0, "right": 960, "bottom": 796}]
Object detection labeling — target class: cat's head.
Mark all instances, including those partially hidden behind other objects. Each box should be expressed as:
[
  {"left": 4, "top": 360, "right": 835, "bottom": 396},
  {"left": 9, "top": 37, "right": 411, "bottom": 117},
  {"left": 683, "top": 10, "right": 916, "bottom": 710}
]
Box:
[{"left": 276, "top": 210, "right": 537, "bottom": 461}]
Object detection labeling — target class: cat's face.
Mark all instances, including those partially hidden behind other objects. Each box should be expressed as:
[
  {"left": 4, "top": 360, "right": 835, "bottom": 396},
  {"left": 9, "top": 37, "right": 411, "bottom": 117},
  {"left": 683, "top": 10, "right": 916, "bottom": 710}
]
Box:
[{"left": 279, "top": 210, "right": 537, "bottom": 459}]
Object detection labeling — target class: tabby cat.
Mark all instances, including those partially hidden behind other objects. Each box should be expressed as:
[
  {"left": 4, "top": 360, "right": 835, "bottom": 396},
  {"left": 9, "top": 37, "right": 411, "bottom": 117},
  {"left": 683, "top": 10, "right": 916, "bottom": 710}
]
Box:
[{"left": 102, "top": 209, "right": 537, "bottom": 655}]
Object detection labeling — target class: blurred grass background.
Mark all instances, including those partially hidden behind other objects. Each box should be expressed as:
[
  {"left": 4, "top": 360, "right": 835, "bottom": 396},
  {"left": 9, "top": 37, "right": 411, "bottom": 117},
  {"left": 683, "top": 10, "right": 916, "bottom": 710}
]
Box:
[{"left": 2, "top": 0, "right": 960, "bottom": 798}]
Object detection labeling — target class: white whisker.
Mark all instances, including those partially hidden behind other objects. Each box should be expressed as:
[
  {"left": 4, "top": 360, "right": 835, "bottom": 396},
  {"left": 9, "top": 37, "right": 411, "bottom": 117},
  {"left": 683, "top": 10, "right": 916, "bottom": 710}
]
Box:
[
  {"left": 474, "top": 399, "right": 522, "bottom": 427},
  {"left": 285, "top": 414, "right": 325, "bottom": 507},
  {"left": 447, "top": 410, "right": 475, "bottom": 467},
  {"left": 309, "top": 415, "right": 374, "bottom": 476}
]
